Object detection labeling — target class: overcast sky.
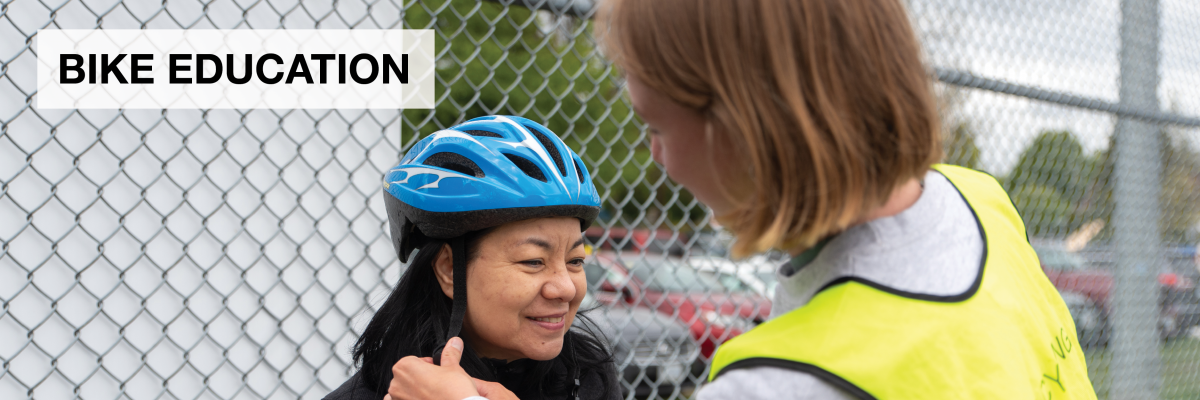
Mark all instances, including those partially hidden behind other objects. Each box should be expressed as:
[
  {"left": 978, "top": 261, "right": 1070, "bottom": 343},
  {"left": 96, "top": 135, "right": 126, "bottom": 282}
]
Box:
[{"left": 910, "top": 0, "right": 1200, "bottom": 174}]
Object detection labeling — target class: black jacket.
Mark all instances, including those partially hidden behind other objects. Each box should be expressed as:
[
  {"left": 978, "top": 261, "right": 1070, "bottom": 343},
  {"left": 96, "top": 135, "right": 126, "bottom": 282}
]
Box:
[{"left": 322, "top": 358, "right": 620, "bottom": 400}]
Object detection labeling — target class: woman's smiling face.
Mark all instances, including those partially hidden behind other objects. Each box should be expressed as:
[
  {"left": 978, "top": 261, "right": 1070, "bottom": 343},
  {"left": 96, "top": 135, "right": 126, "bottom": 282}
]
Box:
[{"left": 434, "top": 217, "right": 588, "bottom": 361}]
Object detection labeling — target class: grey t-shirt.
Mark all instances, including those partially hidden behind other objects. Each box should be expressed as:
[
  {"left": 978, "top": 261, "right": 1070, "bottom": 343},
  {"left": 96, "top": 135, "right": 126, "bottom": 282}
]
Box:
[{"left": 697, "top": 170, "right": 985, "bottom": 400}]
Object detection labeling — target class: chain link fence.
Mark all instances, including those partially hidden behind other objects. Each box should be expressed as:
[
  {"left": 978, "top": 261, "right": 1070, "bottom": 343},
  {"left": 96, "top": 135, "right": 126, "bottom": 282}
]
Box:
[{"left": 2, "top": 0, "right": 1199, "bottom": 399}]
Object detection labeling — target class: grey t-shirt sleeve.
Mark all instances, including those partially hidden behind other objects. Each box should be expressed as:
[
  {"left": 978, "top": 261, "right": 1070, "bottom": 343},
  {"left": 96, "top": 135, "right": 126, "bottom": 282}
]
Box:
[{"left": 696, "top": 367, "right": 858, "bottom": 400}]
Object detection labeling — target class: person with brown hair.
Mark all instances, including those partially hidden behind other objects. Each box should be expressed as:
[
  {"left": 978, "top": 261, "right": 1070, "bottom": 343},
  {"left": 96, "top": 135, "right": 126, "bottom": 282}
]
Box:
[
  {"left": 388, "top": 0, "right": 1097, "bottom": 398},
  {"left": 594, "top": 0, "right": 1097, "bottom": 399}
]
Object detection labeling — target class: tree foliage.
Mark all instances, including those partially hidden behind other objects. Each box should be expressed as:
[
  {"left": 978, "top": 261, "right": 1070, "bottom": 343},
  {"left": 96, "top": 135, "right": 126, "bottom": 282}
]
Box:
[
  {"left": 1087, "top": 128, "right": 1200, "bottom": 243},
  {"left": 942, "top": 121, "right": 981, "bottom": 169},
  {"left": 1159, "top": 132, "right": 1200, "bottom": 243},
  {"left": 1003, "top": 130, "right": 1099, "bottom": 237},
  {"left": 398, "top": 1, "right": 706, "bottom": 230},
  {"left": 1001, "top": 128, "right": 1200, "bottom": 243}
]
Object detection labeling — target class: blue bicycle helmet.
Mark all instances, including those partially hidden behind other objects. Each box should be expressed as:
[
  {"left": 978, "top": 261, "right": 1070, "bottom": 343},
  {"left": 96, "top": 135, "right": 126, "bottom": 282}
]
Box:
[
  {"left": 383, "top": 116, "right": 601, "bottom": 369},
  {"left": 384, "top": 115, "right": 601, "bottom": 261}
]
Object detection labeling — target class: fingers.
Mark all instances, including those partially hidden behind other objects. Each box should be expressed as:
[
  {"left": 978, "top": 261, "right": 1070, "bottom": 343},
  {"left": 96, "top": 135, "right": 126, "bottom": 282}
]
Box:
[
  {"left": 389, "top": 356, "right": 427, "bottom": 400},
  {"left": 389, "top": 352, "right": 480, "bottom": 400},
  {"left": 440, "top": 337, "right": 465, "bottom": 372},
  {"left": 382, "top": 395, "right": 392, "bottom": 400},
  {"left": 472, "top": 379, "right": 491, "bottom": 398},
  {"left": 472, "top": 378, "right": 489, "bottom": 393},
  {"left": 419, "top": 357, "right": 433, "bottom": 364}
]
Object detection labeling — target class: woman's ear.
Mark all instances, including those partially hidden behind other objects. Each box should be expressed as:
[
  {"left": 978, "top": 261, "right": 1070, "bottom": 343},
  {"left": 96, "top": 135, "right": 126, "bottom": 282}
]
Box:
[{"left": 432, "top": 243, "right": 455, "bottom": 298}]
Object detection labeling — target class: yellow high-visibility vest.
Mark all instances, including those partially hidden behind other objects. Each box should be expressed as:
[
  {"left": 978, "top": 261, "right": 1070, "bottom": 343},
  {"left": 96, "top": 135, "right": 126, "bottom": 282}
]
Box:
[{"left": 709, "top": 164, "right": 1095, "bottom": 399}]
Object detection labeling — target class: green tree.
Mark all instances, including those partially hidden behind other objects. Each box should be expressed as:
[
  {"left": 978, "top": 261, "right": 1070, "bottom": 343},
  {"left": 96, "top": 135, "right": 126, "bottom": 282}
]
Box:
[
  {"left": 1009, "top": 184, "right": 1074, "bottom": 235},
  {"left": 1160, "top": 132, "right": 1200, "bottom": 243},
  {"left": 942, "top": 121, "right": 981, "bottom": 169},
  {"left": 398, "top": 1, "right": 705, "bottom": 230},
  {"left": 1004, "top": 130, "right": 1098, "bottom": 238},
  {"left": 1087, "top": 129, "right": 1200, "bottom": 243}
]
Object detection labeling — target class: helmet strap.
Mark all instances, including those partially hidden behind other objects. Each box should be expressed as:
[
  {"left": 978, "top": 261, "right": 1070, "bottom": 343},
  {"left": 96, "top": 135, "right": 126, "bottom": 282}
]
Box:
[
  {"left": 569, "top": 333, "right": 581, "bottom": 400},
  {"left": 437, "top": 236, "right": 469, "bottom": 365}
]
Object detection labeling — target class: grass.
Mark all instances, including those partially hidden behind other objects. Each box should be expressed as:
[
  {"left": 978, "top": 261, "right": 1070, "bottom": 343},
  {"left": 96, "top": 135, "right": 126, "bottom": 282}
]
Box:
[{"left": 1086, "top": 336, "right": 1200, "bottom": 399}]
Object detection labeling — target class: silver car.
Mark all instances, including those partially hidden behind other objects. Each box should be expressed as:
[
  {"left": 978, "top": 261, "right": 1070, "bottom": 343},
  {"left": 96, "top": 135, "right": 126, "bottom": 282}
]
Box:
[{"left": 577, "top": 292, "right": 701, "bottom": 398}]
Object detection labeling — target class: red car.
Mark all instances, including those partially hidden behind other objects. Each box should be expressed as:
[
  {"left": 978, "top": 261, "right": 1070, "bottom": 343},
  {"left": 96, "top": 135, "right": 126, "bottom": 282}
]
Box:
[
  {"left": 1036, "top": 243, "right": 1196, "bottom": 343},
  {"left": 584, "top": 252, "right": 771, "bottom": 360},
  {"left": 585, "top": 227, "right": 689, "bottom": 256}
]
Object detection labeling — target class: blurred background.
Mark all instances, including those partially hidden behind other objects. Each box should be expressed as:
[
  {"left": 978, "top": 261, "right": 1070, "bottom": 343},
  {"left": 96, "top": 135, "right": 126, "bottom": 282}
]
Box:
[{"left": 1, "top": 0, "right": 1199, "bottom": 399}]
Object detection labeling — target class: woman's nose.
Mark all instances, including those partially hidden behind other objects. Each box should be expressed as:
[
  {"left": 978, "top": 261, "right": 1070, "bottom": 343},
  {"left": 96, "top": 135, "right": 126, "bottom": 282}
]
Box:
[{"left": 542, "top": 265, "right": 577, "bottom": 302}]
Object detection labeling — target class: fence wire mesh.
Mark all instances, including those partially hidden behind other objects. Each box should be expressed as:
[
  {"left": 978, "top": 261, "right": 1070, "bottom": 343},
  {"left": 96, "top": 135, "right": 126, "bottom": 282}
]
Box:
[{"left": 1, "top": 0, "right": 1198, "bottom": 399}]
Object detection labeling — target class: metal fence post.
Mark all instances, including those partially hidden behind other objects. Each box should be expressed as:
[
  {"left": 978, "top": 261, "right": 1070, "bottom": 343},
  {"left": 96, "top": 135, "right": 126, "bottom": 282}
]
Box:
[{"left": 1111, "top": 0, "right": 1163, "bottom": 398}]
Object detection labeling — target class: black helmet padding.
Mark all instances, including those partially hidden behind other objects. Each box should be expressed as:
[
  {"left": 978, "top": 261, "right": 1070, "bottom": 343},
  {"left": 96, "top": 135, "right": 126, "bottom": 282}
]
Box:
[{"left": 386, "top": 193, "right": 599, "bottom": 263}]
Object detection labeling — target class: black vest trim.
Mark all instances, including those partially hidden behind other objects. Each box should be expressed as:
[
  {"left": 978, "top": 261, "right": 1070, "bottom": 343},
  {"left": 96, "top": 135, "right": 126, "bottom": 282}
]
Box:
[
  {"left": 713, "top": 358, "right": 877, "bottom": 400},
  {"left": 811, "top": 171, "right": 989, "bottom": 303}
]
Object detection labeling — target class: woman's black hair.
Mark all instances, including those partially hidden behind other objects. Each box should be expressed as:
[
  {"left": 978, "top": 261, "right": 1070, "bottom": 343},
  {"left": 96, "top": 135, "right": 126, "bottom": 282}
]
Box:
[{"left": 352, "top": 230, "right": 617, "bottom": 399}]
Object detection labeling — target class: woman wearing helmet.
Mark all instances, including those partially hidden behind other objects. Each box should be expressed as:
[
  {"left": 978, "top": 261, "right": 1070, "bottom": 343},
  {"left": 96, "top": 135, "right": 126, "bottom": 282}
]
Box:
[{"left": 322, "top": 116, "right": 619, "bottom": 400}]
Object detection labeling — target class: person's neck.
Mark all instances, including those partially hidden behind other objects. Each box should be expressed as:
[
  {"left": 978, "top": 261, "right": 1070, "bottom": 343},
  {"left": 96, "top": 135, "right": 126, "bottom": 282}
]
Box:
[
  {"left": 787, "top": 177, "right": 923, "bottom": 257},
  {"left": 856, "top": 177, "right": 923, "bottom": 225}
]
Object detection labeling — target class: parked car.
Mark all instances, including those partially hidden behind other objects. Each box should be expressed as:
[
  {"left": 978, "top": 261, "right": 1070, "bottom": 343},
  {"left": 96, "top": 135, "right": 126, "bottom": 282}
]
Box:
[
  {"left": 1164, "top": 244, "right": 1200, "bottom": 332},
  {"left": 584, "top": 253, "right": 770, "bottom": 365},
  {"left": 578, "top": 292, "right": 700, "bottom": 398},
  {"left": 688, "top": 255, "right": 781, "bottom": 299},
  {"left": 1036, "top": 243, "right": 1198, "bottom": 345},
  {"left": 1055, "top": 289, "right": 1108, "bottom": 346},
  {"left": 585, "top": 227, "right": 689, "bottom": 257},
  {"left": 689, "top": 229, "right": 735, "bottom": 257}
]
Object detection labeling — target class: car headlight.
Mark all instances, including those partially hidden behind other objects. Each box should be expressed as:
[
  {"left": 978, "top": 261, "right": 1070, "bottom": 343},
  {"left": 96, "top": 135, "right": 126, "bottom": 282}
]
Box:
[{"left": 702, "top": 310, "right": 756, "bottom": 331}]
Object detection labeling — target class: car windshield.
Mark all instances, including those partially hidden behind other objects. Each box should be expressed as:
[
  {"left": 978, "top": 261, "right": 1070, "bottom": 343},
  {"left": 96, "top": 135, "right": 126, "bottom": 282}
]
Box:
[
  {"left": 1034, "top": 245, "right": 1087, "bottom": 271},
  {"left": 755, "top": 272, "right": 779, "bottom": 298},
  {"left": 694, "top": 270, "right": 757, "bottom": 293},
  {"left": 627, "top": 260, "right": 726, "bottom": 292}
]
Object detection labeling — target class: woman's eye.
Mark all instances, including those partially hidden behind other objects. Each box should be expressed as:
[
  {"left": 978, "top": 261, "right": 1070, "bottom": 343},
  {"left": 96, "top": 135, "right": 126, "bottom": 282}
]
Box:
[
  {"left": 521, "top": 259, "right": 545, "bottom": 267},
  {"left": 648, "top": 127, "right": 661, "bottom": 136},
  {"left": 568, "top": 258, "right": 585, "bottom": 267}
]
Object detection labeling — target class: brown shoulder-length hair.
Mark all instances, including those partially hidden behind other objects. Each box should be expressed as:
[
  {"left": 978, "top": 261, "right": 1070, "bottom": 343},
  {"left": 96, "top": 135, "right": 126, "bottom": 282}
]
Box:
[{"left": 598, "top": 0, "right": 941, "bottom": 257}]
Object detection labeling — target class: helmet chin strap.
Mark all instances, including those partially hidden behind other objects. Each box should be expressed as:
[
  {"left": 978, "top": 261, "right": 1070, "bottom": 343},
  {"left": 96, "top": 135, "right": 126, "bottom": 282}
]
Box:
[
  {"left": 569, "top": 334, "right": 580, "bottom": 400},
  {"left": 437, "top": 236, "right": 469, "bottom": 366}
]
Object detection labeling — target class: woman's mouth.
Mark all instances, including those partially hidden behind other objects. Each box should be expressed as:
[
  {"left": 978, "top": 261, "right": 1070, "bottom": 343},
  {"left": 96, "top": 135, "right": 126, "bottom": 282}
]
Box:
[{"left": 527, "top": 314, "right": 567, "bottom": 330}]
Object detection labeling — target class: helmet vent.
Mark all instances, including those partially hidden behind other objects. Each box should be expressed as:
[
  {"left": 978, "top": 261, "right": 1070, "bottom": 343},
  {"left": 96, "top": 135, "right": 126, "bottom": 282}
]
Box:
[
  {"left": 422, "top": 152, "right": 486, "bottom": 178},
  {"left": 574, "top": 159, "right": 585, "bottom": 183},
  {"left": 523, "top": 124, "right": 567, "bottom": 177},
  {"left": 462, "top": 129, "right": 502, "bottom": 138},
  {"left": 503, "top": 153, "right": 548, "bottom": 182}
]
